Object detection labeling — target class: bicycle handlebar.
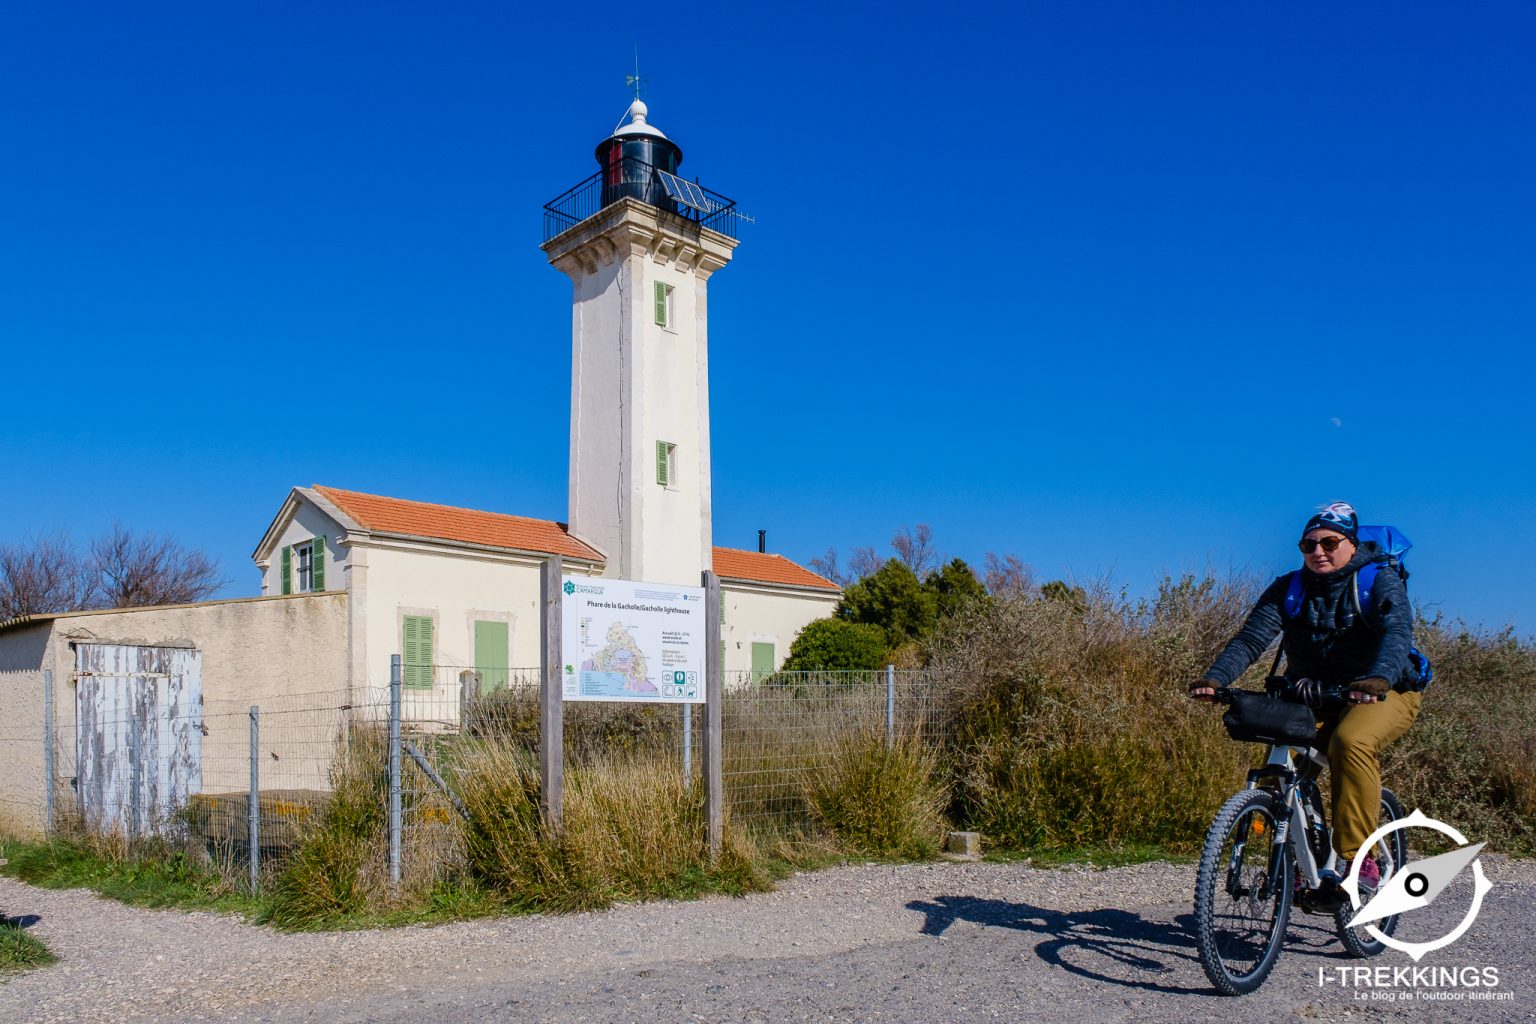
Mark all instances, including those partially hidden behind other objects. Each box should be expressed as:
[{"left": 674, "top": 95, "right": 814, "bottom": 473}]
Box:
[{"left": 1207, "top": 682, "right": 1366, "bottom": 712}]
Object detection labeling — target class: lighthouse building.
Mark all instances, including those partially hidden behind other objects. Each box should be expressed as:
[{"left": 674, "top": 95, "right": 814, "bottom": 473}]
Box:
[{"left": 250, "top": 100, "right": 840, "bottom": 691}]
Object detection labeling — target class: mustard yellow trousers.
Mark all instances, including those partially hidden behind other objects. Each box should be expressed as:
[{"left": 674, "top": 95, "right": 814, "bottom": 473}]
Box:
[{"left": 1316, "top": 689, "right": 1422, "bottom": 861}]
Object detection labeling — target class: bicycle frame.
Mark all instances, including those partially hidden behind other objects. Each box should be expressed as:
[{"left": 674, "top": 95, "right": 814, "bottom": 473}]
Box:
[{"left": 1244, "top": 743, "right": 1342, "bottom": 891}]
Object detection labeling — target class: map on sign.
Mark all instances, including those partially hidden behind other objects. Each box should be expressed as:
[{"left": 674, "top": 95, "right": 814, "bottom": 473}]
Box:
[{"left": 560, "top": 575, "right": 706, "bottom": 704}]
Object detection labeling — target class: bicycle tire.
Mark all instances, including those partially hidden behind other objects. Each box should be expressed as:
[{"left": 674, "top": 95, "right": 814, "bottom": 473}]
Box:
[
  {"left": 1335, "top": 787, "right": 1408, "bottom": 957},
  {"left": 1194, "top": 788, "right": 1294, "bottom": 995}
]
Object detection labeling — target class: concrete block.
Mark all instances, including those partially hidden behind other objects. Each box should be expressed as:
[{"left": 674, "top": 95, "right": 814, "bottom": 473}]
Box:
[{"left": 944, "top": 831, "right": 981, "bottom": 860}]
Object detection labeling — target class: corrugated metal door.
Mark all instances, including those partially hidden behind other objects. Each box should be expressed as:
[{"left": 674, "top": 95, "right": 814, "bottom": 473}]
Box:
[{"left": 75, "top": 644, "right": 202, "bottom": 837}]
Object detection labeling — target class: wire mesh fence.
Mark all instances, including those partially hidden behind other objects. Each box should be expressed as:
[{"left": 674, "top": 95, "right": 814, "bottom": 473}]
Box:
[{"left": 2, "top": 662, "right": 955, "bottom": 889}]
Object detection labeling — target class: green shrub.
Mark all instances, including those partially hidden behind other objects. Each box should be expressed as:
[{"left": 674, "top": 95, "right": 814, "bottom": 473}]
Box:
[
  {"left": 781, "top": 618, "right": 888, "bottom": 672},
  {"left": 806, "top": 728, "right": 949, "bottom": 859},
  {"left": 0, "top": 920, "right": 54, "bottom": 974}
]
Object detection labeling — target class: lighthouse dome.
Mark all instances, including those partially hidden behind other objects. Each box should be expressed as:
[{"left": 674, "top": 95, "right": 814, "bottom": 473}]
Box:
[{"left": 612, "top": 99, "right": 669, "bottom": 142}]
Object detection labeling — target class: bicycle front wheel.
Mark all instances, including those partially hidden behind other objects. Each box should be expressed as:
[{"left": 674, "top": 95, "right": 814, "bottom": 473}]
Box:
[{"left": 1194, "top": 788, "right": 1294, "bottom": 995}]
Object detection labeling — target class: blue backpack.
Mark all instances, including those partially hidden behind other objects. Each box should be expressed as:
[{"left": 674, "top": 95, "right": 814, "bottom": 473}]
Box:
[{"left": 1280, "top": 524, "right": 1434, "bottom": 691}]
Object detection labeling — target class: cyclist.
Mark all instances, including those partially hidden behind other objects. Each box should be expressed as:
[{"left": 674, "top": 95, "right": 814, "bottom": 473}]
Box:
[{"left": 1188, "top": 502, "right": 1422, "bottom": 891}]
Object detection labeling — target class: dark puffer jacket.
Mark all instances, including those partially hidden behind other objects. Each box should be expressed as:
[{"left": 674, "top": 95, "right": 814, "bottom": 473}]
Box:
[{"left": 1201, "top": 543, "right": 1415, "bottom": 689}]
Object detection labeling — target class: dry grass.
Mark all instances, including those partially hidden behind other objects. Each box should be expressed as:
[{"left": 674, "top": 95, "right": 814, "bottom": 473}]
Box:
[
  {"left": 805, "top": 727, "right": 949, "bottom": 859},
  {"left": 928, "top": 575, "right": 1266, "bottom": 853},
  {"left": 1386, "top": 619, "right": 1536, "bottom": 853},
  {"left": 455, "top": 743, "right": 766, "bottom": 912},
  {"left": 36, "top": 573, "right": 1532, "bottom": 931},
  {"left": 925, "top": 574, "right": 1536, "bottom": 856},
  {"left": 264, "top": 728, "right": 395, "bottom": 927}
]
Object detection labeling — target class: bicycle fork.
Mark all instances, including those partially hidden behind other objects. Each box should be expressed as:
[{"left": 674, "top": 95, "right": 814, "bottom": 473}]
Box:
[{"left": 1224, "top": 807, "right": 1289, "bottom": 902}]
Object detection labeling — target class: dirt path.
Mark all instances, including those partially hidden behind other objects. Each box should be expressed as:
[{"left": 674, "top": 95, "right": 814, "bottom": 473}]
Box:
[{"left": 4, "top": 857, "right": 1533, "bottom": 1023}]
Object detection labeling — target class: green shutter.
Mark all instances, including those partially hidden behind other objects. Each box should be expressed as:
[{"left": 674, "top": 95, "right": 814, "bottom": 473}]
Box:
[
  {"left": 474, "top": 620, "right": 510, "bottom": 690},
  {"left": 312, "top": 536, "right": 326, "bottom": 591},
  {"left": 654, "top": 281, "right": 668, "bottom": 325},
  {"left": 751, "top": 642, "right": 775, "bottom": 682},
  {"left": 656, "top": 441, "right": 669, "bottom": 486},
  {"left": 280, "top": 546, "right": 292, "bottom": 595},
  {"left": 403, "top": 615, "right": 434, "bottom": 689}
]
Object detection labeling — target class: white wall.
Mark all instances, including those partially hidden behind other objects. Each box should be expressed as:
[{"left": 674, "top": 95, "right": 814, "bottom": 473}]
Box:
[
  {"left": 552, "top": 202, "right": 736, "bottom": 589},
  {"left": 721, "top": 583, "right": 841, "bottom": 674},
  {"left": 258, "top": 500, "right": 344, "bottom": 597}
]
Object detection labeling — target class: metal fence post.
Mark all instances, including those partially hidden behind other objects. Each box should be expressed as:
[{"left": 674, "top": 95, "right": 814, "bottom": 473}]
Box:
[
  {"left": 703, "top": 570, "right": 723, "bottom": 861},
  {"left": 389, "top": 654, "right": 403, "bottom": 888},
  {"left": 682, "top": 702, "right": 692, "bottom": 781},
  {"left": 886, "top": 664, "right": 895, "bottom": 750},
  {"left": 129, "top": 696, "right": 144, "bottom": 841},
  {"left": 43, "top": 668, "right": 55, "bottom": 834},
  {"left": 539, "top": 557, "right": 564, "bottom": 830},
  {"left": 248, "top": 705, "right": 260, "bottom": 892}
]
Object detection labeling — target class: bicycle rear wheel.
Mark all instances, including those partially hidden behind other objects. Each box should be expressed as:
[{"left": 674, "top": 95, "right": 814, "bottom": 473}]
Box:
[
  {"left": 1335, "top": 787, "right": 1408, "bottom": 957},
  {"left": 1194, "top": 788, "right": 1293, "bottom": 995}
]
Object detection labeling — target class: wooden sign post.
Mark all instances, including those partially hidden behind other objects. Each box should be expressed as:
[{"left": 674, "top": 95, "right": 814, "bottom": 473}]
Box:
[{"left": 540, "top": 556, "right": 564, "bottom": 830}]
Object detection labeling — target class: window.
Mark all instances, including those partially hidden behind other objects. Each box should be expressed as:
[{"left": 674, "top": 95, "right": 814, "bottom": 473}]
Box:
[
  {"left": 656, "top": 440, "right": 677, "bottom": 487},
  {"left": 403, "top": 615, "right": 435, "bottom": 689},
  {"left": 654, "top": 281, "right": 674, "bottom": 329},
  {"left": 295, "top": 542, "right": 312, "bottom": 593},
  {"left": 279, "top": 536, "right": 326, "bottom": 595}
]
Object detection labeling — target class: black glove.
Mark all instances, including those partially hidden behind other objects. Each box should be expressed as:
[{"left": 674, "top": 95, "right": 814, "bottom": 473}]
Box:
[{"left": 1290, "top": 677, "right": 1324, "bottom": 707}]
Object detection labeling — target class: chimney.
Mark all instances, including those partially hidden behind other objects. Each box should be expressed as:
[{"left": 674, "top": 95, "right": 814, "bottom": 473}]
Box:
[{"left": 757, "top": 530, "right": 766, "bottom": 553}]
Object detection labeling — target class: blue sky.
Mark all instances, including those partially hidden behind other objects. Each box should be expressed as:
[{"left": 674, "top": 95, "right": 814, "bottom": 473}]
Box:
[{"left": 2, "top": 2, "right": 1532, "bottom": 631}]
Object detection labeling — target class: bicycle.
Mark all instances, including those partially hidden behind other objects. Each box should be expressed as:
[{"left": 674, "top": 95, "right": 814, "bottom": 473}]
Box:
[{"left": 1192, "top": 684, "right": 1408, "bottom": 995}]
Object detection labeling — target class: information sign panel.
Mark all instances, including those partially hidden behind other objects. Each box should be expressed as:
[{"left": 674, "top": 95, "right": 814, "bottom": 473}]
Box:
[{"left": 560, "top": 576, "right": 706, "bottom": 703}]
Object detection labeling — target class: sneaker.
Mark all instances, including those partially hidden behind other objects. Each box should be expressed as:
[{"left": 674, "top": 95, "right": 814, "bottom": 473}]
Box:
[{"left": 1355, "top": 855, "right": 1381, "bottom": 891}]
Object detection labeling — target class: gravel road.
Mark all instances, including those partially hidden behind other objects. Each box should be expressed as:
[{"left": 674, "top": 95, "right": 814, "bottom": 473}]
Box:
[{"left": 4, "top": 857, "right": 1533, "bottom": 1023}]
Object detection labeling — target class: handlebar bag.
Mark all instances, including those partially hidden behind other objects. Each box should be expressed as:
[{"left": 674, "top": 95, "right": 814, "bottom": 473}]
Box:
[{"left": 1222, "top": 691, "right": 1319, "bottom": 746}]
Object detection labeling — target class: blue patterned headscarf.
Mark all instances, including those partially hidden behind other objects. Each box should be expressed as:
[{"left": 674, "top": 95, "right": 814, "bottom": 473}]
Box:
[{"left": 1301, "top": 501, "right": 1359, "bottom": 543}]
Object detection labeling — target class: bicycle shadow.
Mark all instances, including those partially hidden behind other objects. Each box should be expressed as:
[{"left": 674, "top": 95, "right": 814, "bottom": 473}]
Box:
[
  {"left": 906, "top": 895, "right": 1355, "bottom": 997},
  {"left": 907, "top": 895, "right": 1213, "bottom": 995}
]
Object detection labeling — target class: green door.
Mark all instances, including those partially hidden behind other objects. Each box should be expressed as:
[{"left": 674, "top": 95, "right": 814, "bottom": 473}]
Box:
[
  {"left": 474, "top": 620, "right": 510, "bottom": 690},
  {"left": 750, "top": 642, "right": 776, "bottom": 682}
]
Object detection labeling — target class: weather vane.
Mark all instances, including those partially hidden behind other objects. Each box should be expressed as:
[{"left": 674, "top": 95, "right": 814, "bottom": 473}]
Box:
[{"left": 626, "top": 47, "right": 647, "bottom": 100}]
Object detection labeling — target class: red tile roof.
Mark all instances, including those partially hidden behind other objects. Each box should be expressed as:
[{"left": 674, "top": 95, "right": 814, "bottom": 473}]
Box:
[
  {"left": 312, "top": 486, "right": 604, "bottom": 562},
  {"left": 712, "top": 546, "right": 839, "bottom": 591},
  {"left": 310, "top": 486, "right": 837, "bottom": 591}
]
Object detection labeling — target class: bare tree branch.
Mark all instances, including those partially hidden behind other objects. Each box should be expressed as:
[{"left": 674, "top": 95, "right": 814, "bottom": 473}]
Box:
[
  {"left": 808, "top": 547, "right": 846, "bottom": 587},
  {"left": 86, "top": 524, "right": 225, "bottom": 609},
  {"left": 847, "top": 545, "right": 884, "bottom": 582},
  {"left": 0, "top": 532, "right": 90, "bottom": 620},
  {"left": 891, "top": 524, "right": 938, "bottom": 578},
  {"left": 983, "top": 552, "right": 1035, "bottom": 599}
]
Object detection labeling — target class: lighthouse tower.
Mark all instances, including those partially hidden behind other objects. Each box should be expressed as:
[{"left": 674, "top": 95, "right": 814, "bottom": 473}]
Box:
[{"left": 541, "top": 100, "right": 739, "bottom": 586}]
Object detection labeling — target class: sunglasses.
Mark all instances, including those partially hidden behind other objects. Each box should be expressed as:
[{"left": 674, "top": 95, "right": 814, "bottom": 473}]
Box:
[{"left": 1299, "top": 536, "right": 1351, "bottom": 554}]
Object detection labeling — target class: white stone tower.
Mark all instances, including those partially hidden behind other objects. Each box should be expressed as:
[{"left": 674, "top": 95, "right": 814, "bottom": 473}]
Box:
[{"left": 541, "top": 100, "right": 739, "bottom": 585}]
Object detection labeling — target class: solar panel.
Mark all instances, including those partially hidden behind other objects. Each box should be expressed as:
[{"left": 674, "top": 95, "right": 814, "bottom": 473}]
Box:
[{"left": 657, "top": 170, "right": 718, "bottom": 214}]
